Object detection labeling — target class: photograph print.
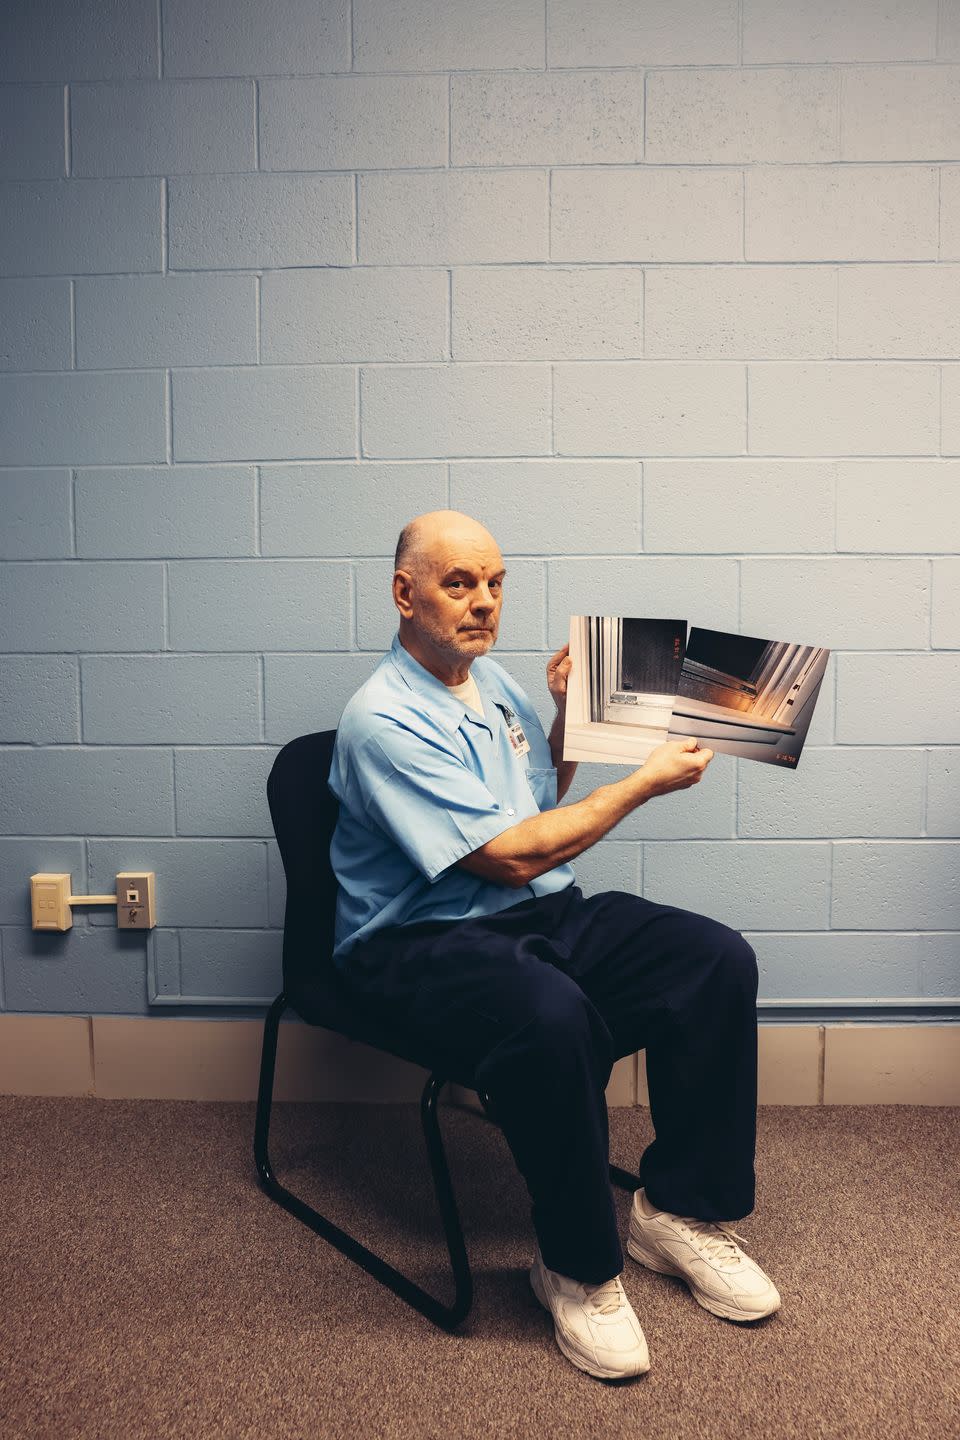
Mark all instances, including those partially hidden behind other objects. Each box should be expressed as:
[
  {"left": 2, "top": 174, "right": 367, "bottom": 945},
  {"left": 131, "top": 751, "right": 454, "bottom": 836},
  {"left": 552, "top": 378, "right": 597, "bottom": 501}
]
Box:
[
  {"left": 666, "top": 626, "right": 830, "bottom": 769},
  {"left": 564, "top": 616, "right": 830, "bottom": 770},
  {"left": 563, "top": 615, "right": 688, "bottom": 765}
]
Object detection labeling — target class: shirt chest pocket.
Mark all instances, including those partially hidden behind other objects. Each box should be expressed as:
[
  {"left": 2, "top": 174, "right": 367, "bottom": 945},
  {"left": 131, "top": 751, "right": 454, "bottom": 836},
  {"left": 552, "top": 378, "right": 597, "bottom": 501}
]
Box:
[{"left": 522, "top": 765, "right": 558, "bottom": 812}]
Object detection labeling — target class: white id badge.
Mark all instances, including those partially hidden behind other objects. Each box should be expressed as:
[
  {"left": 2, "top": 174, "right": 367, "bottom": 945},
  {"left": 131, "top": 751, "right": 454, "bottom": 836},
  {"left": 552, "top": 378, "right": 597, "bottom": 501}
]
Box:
[
  {"left": 507, "top": 720, "right": 531, "bottom": 758},
  {"left": 499, "top": 703, "right": 532, "bottom": 758}
]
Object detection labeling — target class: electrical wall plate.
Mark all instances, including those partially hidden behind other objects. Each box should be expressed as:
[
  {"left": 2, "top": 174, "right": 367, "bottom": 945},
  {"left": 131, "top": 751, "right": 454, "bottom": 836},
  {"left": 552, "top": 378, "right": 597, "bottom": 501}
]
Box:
[
  {"left": 116, "top": 872, "right": 156, "bottom": 930},
  {"left": 30, "top": 873, "right": 73, "bottom": 931}
]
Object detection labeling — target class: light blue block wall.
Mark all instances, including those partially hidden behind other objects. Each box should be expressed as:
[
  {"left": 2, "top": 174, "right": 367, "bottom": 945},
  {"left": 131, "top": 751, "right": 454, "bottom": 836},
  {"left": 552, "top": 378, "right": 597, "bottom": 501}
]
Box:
[{"left": 1, "top": 0, "right": 958, "bottom": 1021}]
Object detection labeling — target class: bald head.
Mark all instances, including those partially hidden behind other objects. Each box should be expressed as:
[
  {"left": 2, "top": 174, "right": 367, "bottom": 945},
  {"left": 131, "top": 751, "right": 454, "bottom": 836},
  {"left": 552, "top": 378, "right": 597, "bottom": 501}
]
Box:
[
  {"left": 392, "top": 511, "right": 506, "bottom": 682},
  {"left": 394, "top": 510, "right": 500, "bottom": 580}
]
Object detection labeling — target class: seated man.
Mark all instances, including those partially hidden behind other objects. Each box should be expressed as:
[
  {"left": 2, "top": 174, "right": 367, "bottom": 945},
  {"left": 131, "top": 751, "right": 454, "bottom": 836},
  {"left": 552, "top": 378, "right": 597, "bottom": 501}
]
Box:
[{"left": 329, "top": 509, "right": 780, "bottom": 1381}]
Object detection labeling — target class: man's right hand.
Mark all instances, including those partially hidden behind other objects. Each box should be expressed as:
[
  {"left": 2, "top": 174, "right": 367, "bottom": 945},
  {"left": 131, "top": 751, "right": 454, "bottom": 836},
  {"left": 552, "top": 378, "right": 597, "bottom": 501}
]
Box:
[{"left": 639, "top": 737, "right": 714, "bottom": 797}]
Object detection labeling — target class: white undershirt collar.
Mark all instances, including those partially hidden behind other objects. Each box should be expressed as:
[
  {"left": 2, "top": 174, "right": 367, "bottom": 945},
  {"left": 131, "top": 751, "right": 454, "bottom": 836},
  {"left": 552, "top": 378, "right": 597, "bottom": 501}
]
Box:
[{"left": 445, "top": 670, "right": 485, "bottom": 718}]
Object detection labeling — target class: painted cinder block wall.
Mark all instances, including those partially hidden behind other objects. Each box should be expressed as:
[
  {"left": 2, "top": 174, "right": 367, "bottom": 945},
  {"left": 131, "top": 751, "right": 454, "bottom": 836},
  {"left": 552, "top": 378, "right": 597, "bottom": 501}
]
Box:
[{"left": 1, "top": 0, "right": 958, "bottom": 1023}]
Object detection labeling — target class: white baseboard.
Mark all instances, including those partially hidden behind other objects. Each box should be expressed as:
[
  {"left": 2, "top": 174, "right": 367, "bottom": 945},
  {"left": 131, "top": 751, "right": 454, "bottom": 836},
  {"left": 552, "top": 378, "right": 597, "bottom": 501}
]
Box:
[{"left": 0, "top": 1015, "right": 958, "bottom": 1104}]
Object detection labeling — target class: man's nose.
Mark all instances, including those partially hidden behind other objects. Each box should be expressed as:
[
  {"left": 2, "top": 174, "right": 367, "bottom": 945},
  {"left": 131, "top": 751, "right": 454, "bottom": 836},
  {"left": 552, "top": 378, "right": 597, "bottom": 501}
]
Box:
[{"left": 472, "top": 585, "right": 496, "bottom": 610}]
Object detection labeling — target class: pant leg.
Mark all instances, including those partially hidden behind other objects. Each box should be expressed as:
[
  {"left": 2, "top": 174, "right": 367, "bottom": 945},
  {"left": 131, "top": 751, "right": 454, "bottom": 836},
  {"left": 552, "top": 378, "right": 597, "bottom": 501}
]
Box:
[
  {"left": 553, "top": 890, "right": 760, "bottom": 1223},
  {"left": 339, "top": 893, "right": 625, "bottom": 1283}
]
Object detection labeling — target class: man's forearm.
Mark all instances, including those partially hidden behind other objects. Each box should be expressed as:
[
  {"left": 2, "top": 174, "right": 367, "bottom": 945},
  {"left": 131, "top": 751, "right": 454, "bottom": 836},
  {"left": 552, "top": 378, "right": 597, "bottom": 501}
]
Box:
[
  {"left": 460, "top": 768, "right": 655, "bottom": 888},
  {"left": 548, "top": 706, "right": 578, "bottom": 803}
]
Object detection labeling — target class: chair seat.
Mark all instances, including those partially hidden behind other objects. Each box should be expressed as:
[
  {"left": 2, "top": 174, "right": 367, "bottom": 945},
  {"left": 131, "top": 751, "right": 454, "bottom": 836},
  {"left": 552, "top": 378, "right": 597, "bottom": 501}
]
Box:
[{"left": 285, "top": 971, "right": 481, "bottom": 1091}]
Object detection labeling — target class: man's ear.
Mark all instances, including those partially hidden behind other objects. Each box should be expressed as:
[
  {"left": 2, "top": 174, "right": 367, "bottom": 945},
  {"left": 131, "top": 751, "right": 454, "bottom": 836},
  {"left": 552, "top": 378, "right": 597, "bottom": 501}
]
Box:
[{"left": 393, "top": 569, "right": 415, "bottom": 619}]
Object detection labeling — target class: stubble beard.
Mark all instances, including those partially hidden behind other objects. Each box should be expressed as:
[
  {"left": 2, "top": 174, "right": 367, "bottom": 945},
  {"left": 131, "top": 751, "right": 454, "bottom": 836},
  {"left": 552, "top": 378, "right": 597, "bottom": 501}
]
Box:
[{"left": 419, "top": 615, "right": 497, "bottom": 664}]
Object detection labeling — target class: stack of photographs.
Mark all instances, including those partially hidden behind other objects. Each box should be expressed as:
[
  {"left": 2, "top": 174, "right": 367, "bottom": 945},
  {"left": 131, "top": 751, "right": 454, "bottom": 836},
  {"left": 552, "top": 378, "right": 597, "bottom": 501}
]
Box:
[{"left": 564, "top": 616, "right": 830, "bottom": 770}]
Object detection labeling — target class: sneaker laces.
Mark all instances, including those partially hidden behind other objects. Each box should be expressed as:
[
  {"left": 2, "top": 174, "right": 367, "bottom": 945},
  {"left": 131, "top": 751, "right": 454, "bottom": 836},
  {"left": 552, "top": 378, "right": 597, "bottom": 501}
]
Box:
[
  {"left": 582, "top": 1276, "right": 626, "bottom": 1316},
  {"left": 673, "top": 1217, "right": 750, "bottom": 1269}
]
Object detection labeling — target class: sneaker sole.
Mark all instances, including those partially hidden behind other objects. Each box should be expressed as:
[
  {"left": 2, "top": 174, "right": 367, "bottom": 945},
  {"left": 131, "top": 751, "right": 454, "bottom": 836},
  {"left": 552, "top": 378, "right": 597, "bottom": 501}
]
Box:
[
  {"left": 529, "top": 1265, "right": 651, "bottom": 1380},
  {"left": 626, "top": 1229, "right": 781, "bottom": 1324}
]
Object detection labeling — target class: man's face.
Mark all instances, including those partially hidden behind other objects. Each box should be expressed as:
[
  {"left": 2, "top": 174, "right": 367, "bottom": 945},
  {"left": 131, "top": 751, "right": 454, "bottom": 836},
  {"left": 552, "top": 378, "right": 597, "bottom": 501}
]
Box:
[{"left": 404, "top": 532, "right": 506, "bottom": 666}]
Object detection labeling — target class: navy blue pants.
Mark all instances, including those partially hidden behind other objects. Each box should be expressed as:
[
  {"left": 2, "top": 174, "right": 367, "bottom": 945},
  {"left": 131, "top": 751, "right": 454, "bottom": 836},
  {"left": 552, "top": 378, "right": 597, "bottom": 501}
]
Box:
[{"left": 340, "top": 885, "right": 759, "bottom": 1284}]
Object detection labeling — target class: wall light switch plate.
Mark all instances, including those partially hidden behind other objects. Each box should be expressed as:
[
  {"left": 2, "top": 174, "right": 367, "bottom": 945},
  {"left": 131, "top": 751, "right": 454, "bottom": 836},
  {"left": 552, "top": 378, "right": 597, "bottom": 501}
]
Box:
[
  {"left": 116, "top": 871, "right": 156, "bottom": 930},
  {"left": 31, "top": 873, "right": 73, "bottom": 931}
]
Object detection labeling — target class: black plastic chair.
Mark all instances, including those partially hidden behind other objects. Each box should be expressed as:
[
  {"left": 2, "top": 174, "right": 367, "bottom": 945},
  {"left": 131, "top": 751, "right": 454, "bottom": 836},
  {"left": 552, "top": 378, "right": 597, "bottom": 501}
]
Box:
[{"left": 254, "top": 728, "right": 641, "bottom": 1333}]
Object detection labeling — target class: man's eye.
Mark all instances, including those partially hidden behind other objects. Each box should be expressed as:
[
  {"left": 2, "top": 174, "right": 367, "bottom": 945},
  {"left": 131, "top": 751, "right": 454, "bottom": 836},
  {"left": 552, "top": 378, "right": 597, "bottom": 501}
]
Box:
[{"left": 447, "top": 581, "right": 463, "bottom": 590}]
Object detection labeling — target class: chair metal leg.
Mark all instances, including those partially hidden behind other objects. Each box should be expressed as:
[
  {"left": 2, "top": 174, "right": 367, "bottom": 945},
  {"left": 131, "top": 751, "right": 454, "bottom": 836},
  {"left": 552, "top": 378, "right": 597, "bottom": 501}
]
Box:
[
  {"left": 420, "top": 1073, "right": 472, "bottom": 1319},
  {"left": 609, "top": 1162, "right": 642, "bottom": 1191},
  {"left": 253, "top": 992, "right": 286, "bottom": 1188},
  {"left": 253, "top": 993, "right": 473, "bottom": 1333}
]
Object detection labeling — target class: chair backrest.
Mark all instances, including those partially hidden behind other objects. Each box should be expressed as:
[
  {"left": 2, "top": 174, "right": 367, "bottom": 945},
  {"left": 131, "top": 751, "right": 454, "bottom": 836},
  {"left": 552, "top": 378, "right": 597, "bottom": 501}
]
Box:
[
  {"left": 265, "top": 727, "right": 476, "bottom": 1079},
  {"left": 266, "top": 730, "right": 339, "bottom": 998}
]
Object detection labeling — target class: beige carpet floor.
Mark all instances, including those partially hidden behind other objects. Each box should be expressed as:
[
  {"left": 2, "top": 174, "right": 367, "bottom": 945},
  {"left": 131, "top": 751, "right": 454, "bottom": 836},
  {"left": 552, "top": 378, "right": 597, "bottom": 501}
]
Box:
[{"left": 1, "top": 1096, "right": 958, "bottom": 1440}]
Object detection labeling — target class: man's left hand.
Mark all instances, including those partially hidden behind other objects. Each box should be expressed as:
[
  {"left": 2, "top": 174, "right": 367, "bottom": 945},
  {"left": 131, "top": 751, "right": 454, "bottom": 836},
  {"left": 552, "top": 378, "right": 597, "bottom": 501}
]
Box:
[{"left": 547, "top": 644, "right": 573, "bottom": 710}]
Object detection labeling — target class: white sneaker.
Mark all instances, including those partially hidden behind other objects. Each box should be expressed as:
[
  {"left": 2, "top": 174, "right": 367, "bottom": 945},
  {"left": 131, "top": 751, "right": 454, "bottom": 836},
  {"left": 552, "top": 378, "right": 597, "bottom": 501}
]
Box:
[
  {"left": 627, "top": 1188, "right": 781, "bottom": 1322},
  {"left": 530, "top": 1248, "right": 651, "bottom": 1380}
]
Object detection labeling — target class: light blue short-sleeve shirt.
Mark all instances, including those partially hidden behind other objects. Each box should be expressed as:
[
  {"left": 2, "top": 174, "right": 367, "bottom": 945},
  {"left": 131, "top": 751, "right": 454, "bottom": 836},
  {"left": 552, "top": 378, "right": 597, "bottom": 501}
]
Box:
[{"left": 328, "top": 634, "right": 576, "bottom": 961}]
